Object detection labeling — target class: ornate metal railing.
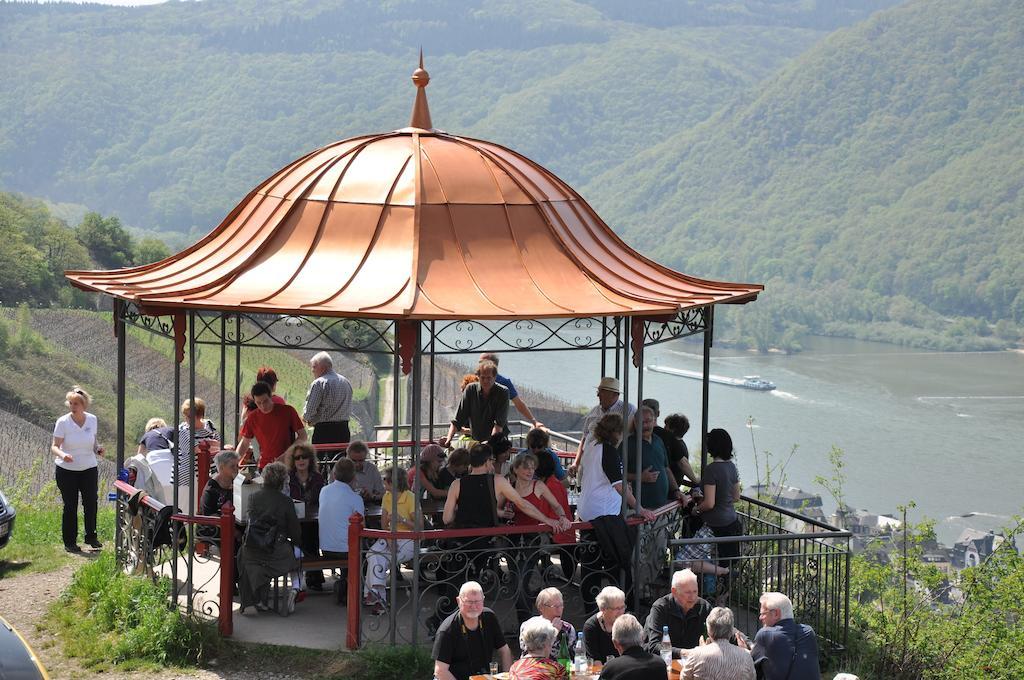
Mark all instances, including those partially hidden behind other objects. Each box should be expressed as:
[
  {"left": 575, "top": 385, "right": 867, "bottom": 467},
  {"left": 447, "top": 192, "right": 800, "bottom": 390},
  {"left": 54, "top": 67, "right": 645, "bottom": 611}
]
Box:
[
  {"left": 114, "top": 480, "right": 236, "bottom": 636},
  {"left": 348, "top": 501, "right": 683, "bottom": 650},
  {"left": 669, "top": 494, "right": 852, "bottom": 660}
]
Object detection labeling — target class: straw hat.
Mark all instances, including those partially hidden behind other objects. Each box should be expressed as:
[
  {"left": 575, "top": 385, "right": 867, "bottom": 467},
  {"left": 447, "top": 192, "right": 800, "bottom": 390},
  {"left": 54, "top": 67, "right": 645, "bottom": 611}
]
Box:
[{"left": 596, "top": 377, "right": 621, "bottom": 394}]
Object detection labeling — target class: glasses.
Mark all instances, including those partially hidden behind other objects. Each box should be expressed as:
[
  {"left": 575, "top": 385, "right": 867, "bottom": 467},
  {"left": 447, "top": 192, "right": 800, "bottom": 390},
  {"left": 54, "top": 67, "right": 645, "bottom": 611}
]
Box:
[{"left": 461, "top": 598, "right": 484, "bottom": 605}]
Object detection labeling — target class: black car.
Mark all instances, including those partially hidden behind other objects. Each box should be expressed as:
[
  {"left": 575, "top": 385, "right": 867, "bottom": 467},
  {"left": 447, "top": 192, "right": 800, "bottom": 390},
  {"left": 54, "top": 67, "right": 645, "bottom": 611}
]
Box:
[
  {"left": 0, "top": 614, "right": 49, "bottom": 679},
  {"left": 0, "top": 488, "right": 14, "bottom": 550}
]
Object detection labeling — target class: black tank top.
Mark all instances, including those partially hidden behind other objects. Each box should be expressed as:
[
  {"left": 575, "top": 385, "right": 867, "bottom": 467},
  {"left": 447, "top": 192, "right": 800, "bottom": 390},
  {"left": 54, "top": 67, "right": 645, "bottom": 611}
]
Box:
[{"left": 454, "top": 474, "right": 498, "bottom": 528}]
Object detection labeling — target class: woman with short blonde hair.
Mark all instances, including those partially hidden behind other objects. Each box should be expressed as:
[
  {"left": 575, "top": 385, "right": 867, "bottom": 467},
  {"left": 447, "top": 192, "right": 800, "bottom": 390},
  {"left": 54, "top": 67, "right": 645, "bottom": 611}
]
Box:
[{"left": 50, "top": 385, "right": 104, "bottom": 552}]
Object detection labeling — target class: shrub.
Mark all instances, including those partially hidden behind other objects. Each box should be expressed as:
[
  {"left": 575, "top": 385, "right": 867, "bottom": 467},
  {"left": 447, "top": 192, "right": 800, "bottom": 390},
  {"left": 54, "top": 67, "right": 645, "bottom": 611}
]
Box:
[{"left": 51, "top": 552, "right": 219, "bottom": 670}]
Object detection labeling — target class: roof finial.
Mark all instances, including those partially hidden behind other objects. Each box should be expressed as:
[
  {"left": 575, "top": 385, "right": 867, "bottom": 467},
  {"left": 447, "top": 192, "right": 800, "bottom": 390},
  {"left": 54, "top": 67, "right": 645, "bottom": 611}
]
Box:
[{"left": 409, "top": 48, "right": 433, "bottom": 130}]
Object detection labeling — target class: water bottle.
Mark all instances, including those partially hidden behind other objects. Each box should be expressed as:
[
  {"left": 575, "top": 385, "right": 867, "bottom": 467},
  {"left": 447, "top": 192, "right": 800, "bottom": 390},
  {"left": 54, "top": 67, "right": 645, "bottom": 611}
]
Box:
[
  {"left": 573, "top": 631, "right": 586, "bottom": 672},
  {"left": 660, "top": 625, "right": 673, "bottom": 666}
]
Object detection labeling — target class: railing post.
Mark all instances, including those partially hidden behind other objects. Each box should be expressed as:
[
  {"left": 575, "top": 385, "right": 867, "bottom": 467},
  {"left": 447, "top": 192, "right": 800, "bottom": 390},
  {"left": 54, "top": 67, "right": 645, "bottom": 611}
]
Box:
[
  {"left": 219, "top": 502, "right": 235, "bottom": 637},
  {"left": 347, "top": 513, "right": 364, "bottom": 650},
  {"left": 197, "top": 440, "right": 212, "bottom": 510}
]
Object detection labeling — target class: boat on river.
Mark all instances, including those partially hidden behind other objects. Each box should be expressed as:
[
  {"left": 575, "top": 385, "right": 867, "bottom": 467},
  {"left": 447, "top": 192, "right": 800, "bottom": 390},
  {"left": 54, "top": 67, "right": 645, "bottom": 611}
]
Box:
[{"left": 646, "top": 364, "right": 776, "bottom": 391}]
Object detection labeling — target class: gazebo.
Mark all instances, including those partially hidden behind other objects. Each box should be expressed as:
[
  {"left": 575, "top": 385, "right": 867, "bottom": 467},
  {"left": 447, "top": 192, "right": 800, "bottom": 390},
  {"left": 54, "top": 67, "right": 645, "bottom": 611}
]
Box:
[{"left": 64, "top": 58, "right": 846, "bottom": 654}]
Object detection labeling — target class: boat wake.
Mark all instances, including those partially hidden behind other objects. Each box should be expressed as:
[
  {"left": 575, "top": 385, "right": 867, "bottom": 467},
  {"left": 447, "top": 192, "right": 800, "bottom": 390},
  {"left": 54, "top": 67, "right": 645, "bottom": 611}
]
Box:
[
  {"left": 917, "top": 395, "right": 1024, "bottom": 402},
  {"left": 771, "top": 390, "right": 799, "bottom": 401},
  {"left": 943, "top": 512, "right": 1008, "bottom": 521}
]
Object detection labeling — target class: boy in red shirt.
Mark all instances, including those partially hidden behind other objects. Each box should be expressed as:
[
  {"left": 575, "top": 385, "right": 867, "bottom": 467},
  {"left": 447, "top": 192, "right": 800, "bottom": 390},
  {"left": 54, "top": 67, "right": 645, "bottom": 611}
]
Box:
[{"left": 236, "top": 382, "right": 307, "bottom": 470}]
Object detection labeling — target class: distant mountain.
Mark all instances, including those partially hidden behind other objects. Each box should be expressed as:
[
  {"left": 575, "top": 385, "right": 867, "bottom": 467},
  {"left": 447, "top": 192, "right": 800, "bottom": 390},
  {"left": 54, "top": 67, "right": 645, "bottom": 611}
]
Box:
[
  {"left": 0, "top": 0, "right": 897, "bottom": 233},
  {"left": 587, "top": 0, "right": 1023, "bottom": 347}
]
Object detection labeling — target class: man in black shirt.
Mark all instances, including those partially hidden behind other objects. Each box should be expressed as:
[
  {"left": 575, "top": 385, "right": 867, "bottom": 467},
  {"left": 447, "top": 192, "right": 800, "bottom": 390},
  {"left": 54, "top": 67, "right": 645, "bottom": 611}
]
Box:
[
  {"left": 432, "top": 581, "right": 512, "bottom": 680},
  {"left": 644, "top": 568, "right": 712, "bottom": 658}
]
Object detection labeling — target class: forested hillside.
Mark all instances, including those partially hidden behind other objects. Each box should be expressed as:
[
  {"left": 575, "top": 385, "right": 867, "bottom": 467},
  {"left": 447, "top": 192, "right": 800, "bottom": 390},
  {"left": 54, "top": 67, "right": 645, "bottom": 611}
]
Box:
[
  {"left": 588, "top": 0, "right": 1024, "bottom": 348},
  {"left": 1, "top": 0, "right": 1019, "bottom": 351},
  {"left": 0, "top": 0, "right": 897, "bottom": 234}
]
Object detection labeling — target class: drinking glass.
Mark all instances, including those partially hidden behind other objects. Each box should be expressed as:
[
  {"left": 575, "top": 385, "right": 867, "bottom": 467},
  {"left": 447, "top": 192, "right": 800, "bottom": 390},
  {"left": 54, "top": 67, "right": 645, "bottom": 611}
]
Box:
[{"left": 489, "top": 661, "right": 499, "bottom": 675}]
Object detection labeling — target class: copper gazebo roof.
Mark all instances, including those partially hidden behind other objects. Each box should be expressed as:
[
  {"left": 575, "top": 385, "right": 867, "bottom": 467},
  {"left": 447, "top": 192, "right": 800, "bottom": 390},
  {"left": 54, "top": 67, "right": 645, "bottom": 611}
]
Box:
[{"left": 67, "top": 58, "right": 762, "bottom": 320}]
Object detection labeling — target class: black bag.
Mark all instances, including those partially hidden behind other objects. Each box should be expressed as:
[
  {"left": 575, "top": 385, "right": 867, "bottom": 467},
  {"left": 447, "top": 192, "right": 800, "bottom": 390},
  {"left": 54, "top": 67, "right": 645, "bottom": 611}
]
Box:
[{"left": 244, "top": 515, "right": 278, "bottom": 551}]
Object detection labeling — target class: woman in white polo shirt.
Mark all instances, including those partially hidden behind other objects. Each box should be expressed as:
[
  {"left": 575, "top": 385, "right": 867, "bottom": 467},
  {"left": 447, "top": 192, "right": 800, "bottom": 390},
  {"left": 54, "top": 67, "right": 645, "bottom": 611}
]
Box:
[{"left": 50, "top": 385, "right": 104, "bottom": 553}]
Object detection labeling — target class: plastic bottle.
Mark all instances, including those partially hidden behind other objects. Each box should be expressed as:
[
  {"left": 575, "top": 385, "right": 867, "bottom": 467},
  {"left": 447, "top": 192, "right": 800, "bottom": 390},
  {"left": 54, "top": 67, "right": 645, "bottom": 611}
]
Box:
[
  {"left": 557, "top": 632, "right": 572, "bottom": 674},
  {"left": 661, "top": 625, "right": 673, "bottom": 666},
  {"left": 574, "top": 631, "right": 586, "bottom": 672}
]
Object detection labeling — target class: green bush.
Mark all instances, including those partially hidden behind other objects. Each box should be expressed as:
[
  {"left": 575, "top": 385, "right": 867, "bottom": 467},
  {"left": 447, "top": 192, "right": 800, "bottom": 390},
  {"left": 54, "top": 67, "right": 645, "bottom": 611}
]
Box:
[
  {"left": 340, "top": 644, "right": 434, "bottom": 680},
  {"left": 845, "top": 516, "right": 1024, "bottom": 679},
  {"left": 51, "top": 552, "right": 219, "bottom": 670}
]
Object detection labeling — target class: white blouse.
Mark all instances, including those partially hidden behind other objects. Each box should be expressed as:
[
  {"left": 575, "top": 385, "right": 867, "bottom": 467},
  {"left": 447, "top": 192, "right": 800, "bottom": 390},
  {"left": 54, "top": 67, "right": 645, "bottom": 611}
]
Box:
[{"left": 53, "top": 412, "right": 99, "bottom": 472}]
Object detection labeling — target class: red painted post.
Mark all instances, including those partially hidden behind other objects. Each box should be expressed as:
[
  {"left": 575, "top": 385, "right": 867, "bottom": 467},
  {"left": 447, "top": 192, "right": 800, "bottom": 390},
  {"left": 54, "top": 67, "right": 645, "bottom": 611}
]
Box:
[
  {"left": 219, "top": 502, "right": 235, "bottom": 637},
  {"left": 346, "top": 512, "right": 364, "bottom": 650},
  {"left": 197, "top": 440, "right": 212, "bottom": 510}
]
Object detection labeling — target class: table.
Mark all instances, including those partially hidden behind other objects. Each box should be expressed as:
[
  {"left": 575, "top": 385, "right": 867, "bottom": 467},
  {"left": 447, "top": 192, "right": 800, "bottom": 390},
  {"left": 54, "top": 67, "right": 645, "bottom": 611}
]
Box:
[{"left": 470, "top": 659, "right": 683, "bottom": 679}]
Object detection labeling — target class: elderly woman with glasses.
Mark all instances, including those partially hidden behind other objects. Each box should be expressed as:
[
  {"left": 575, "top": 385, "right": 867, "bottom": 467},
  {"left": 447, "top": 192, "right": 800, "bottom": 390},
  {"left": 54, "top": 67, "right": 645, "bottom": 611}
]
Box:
[
  {"left": 511, "top": 616, "right": 568, "bottom": 679},
  {"left": 51, "top": 385, "right": 105, "bottom": 553},
  {"left": 583, "top": 586, "right": 627, "bottom": 663},
  {"left": 284, "top": 442, "right": 326, "bottom": 591}
]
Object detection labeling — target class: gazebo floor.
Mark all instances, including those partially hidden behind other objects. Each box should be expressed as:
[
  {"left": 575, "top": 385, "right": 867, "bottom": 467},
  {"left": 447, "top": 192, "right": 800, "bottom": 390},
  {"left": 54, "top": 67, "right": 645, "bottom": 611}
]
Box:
[{"left": 160, "top": 554, "right": 762, "bottom": 651}]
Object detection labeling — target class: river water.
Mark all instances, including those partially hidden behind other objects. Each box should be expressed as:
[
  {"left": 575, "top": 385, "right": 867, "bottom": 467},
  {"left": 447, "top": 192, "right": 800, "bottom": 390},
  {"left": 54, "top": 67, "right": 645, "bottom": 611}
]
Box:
[{"left": 466, "top": 336, "right": 1023, "bottom": 545}]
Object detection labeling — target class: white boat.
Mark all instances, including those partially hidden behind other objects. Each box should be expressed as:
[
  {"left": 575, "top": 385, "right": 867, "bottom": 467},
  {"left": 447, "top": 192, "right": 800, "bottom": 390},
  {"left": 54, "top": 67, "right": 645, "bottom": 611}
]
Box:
[{"left": 646, "top": 365, "right": 776, "bottom": 391}]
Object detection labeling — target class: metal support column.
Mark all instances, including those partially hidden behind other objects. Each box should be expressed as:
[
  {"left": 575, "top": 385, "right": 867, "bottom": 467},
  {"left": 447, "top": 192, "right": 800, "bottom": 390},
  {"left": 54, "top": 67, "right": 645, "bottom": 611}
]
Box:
[
  {"left": 700, "top": 307, "right": 714, "bottom": 472},
  {"left": 171, "top": 321, "right": 181, "bottom": 598},
  {"left": 409, "top": 321, "right": 423, "bottom": 645},
  {"left": 233, "top": 315, "right": 242, "bottom": 444},
  {"left": 600, "top": 317, "right": 608, "bottom": 377},
  {"left": 388, "top": 321, "right": 402, "bottom": 644},
  {"left": 186, "top": 310, "right": 197, "bottom": 614},
  {"left": 219, "top": 314, "right": 226, "bottom": 449},
  {"left": 114, "top": 302, "right": 126, "bottom": 559}
]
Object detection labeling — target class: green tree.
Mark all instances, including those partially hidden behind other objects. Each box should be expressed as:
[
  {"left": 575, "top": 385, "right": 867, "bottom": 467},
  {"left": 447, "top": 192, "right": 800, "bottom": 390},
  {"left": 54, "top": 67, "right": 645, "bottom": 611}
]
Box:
[
  {"left": 76, "top": 212, "right": 135, "bottom": 269},
  {"left": 134, "top": 237, "right": 171, "bottom": 265}
]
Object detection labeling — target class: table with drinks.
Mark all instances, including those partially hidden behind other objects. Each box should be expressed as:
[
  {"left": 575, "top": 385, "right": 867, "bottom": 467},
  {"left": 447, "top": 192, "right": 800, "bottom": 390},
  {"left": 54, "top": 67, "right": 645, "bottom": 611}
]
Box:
[{"left": 470, "top": 658, "right": 684, "bottom": 679}]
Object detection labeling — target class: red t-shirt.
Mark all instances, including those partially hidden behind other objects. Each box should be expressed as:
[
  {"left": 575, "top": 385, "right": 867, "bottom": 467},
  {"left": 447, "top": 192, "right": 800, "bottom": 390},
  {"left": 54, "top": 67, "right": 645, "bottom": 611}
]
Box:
[{"left": 241, "top": 403, "right": 304, "bottom": 469}]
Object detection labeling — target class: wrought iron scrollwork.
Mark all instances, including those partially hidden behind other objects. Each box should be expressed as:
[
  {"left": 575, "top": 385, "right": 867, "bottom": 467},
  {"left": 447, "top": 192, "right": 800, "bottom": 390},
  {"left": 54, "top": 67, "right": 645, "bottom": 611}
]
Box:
[
  {"left": 643, "top": 308, "right": 708, "bottom": 346},
  {"left": 428, "top": 317, "right": 616, "bottom": 354},
  {"left": 120, "top": 301, "right": 175, "bottom": 339},
  {"left": 360, "top": 529, "right": 620, "bottom": 650},
  {"left": 193, "top": 313, "right": 396, "bottom": 353}
]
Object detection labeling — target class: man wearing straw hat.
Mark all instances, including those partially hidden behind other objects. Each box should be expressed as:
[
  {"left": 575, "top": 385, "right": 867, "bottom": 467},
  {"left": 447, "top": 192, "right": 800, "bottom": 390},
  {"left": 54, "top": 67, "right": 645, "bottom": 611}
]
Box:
[{"left": 570, "top": 377, "right": 636, "bottom": 476}]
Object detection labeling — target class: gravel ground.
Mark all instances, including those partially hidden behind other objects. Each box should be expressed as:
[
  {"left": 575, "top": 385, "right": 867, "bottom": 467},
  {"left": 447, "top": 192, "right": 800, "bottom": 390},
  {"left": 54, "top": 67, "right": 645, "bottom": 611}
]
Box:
[{"left": 0, "top": 553, "right": 305, "bottom": 680}]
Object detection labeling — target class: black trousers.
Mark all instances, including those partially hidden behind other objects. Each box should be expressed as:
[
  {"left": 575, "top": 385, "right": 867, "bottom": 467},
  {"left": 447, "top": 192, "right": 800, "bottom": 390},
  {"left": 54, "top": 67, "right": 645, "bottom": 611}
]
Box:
[
  {"left": 581, "top": 514, "right": 636, "bottom": 613},
  {"left": 312, "top": 421, "right": 350, "bottom": 459},
  {"left": 322, "top": 549, "right": 349, "bottom": 603},
  {"left": 301, "top": 523, "right": 324, "bottom": 586},
  {"left": 55, "top": 465, "right": 98, "bottom": 547}
]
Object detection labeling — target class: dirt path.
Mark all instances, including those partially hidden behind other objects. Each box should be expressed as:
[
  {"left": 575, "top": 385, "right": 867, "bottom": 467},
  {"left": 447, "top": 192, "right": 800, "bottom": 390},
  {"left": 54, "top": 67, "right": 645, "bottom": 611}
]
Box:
[{"left": 0, "top": 554, "right": 302, "bottom": 680}]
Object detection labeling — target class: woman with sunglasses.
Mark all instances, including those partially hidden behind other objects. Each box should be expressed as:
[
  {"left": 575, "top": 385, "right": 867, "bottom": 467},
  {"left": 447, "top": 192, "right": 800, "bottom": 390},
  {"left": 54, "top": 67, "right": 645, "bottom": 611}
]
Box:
[
  {"left": 284, "top": 442, "right": 325, "bottom": 591},
  {"left": 50, "top": 385, "right": 105, "bottom": 552}
]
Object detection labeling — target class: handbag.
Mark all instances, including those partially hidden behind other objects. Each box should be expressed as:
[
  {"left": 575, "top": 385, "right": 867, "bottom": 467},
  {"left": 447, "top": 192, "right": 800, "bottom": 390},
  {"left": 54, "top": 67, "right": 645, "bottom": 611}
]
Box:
[{"left": 244, "top": 514, "right": 278, "bottom": 550}]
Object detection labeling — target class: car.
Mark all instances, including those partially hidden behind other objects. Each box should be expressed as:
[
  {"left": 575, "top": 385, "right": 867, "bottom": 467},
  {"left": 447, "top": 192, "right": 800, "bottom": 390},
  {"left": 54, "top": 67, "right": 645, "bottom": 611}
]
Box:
[
  {"left": 0, "top": 488, "right": 15, "bottom": 549},
  {"left": 0, "top": 614, "right": 50, "bottom": 679}
]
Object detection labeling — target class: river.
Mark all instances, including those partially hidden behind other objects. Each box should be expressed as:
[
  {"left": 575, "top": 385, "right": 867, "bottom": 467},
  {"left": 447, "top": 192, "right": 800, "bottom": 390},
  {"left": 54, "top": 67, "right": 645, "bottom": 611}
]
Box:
[{"left": 461, "top": 336, "right": 1023, "bottom": 545}]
